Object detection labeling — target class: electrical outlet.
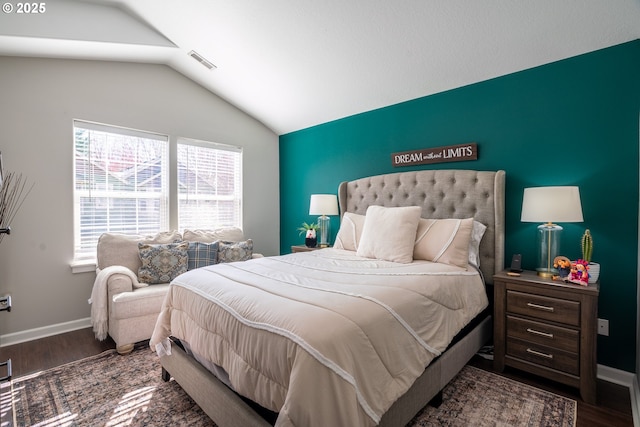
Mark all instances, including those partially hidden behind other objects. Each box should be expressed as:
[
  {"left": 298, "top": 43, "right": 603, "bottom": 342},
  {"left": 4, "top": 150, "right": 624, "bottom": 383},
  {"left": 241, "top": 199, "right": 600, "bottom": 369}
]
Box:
[{"left": 598, "top": 318, "right": 609, "bottom": 336}]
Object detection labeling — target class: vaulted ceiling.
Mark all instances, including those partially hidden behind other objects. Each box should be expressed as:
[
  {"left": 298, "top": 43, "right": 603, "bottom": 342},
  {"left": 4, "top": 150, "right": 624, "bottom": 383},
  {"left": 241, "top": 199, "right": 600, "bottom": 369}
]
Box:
[{"left": 1, "top": 0, "right": 639, "bottom": 135}]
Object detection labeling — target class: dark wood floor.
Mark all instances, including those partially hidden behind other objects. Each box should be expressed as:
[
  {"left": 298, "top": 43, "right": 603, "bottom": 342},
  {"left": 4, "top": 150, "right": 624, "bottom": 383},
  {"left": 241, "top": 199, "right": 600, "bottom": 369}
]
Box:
[{"left": 0, "top": 328, "right": 634, "bottom": 427}]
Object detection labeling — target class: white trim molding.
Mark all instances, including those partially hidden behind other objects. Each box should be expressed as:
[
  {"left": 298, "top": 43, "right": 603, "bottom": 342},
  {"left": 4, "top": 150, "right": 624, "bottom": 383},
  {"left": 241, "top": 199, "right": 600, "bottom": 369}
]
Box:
[
  {"left": 0, "top": 317, "right": 91, "bottom": 347},
  {"left": 598, "top": 364, "right": 639, "bottom": 426},
  {"left": 632, "top": 375, "right": 640, "bottom": 427},
  {"left": 69, "top": 259, "right": 97, "bottom": 274}
]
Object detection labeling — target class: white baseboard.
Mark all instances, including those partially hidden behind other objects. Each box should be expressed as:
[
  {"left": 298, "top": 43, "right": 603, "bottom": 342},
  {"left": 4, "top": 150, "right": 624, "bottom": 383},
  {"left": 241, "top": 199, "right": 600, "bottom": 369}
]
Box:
[
  {"left": 598, "top": 364, "right": 635, "bottom": 387},
  {"left": 597, "top": 364, "right": 639, "bottom": 427},
  {"left": 631, "top": 375, "right": 640, "bottom": 427},
  {"left": 0, "top": 317, "right": 91, "bottom": 347}
]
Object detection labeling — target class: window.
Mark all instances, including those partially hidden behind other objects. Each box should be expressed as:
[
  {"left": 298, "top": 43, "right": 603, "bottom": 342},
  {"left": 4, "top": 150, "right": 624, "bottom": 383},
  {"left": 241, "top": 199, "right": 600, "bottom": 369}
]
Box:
[
  {"left": 73, "top": 121, "right": 243, "bottom": 264},
  {"left": 177, "top": 139, "right": 242, "bottom": 231}
]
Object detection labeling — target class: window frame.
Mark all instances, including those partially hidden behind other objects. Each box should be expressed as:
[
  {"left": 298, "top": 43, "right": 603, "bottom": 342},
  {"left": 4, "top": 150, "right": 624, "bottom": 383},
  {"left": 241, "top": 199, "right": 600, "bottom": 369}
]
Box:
[
  {"left": 71, "top": 120, "right": 243, "bottom": 272},
  {"left": 176, "top": 137, "right": 243, "bottom": 232}
]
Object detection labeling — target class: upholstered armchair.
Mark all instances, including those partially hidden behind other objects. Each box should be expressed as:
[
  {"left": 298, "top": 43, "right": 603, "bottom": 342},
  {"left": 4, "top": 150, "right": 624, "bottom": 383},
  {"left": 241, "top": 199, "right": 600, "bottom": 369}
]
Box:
[{"left": 90, "top": 227, "right": 257, "bottom": 354}]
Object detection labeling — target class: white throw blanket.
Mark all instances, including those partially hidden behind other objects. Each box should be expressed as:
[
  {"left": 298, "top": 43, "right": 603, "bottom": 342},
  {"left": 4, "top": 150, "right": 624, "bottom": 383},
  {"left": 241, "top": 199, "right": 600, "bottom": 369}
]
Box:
[{"left": 89, "top": 266, "right": 144, "bottom": 340}]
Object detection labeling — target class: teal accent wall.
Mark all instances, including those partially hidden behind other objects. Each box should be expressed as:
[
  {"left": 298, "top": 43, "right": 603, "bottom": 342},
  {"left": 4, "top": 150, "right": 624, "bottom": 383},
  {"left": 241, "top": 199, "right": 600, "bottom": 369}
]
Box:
[{"left": 280, "top": 40, "right": 640, "bottom": 372}]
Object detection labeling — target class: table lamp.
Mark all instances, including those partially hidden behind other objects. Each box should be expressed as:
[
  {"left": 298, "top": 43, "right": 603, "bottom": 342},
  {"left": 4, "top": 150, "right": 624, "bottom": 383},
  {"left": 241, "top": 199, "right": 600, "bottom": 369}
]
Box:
[
  {"left": 309, "top": 194, "right": 339, "bottom": 247},
  {"left": 521, "top": 186, "right": 583, "bottom": 277}
]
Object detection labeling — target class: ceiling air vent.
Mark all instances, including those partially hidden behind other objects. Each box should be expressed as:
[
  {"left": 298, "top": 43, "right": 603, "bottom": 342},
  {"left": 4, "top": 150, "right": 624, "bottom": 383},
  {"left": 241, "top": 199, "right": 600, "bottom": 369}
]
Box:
[{"left": 188, "top": 50, "right": 216, "bottom": 70}]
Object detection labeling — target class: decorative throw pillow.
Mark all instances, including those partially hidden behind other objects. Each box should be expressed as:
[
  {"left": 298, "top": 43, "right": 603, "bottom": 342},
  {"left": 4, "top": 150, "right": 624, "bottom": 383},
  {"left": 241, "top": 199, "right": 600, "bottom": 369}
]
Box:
[
  {"left": 138, "top": 241, "right": 189, "bottom": 284},
  {"left": 183, "top": 227, "right": 245, "bottom": 243},
  {"left": 413, "top": 218, "right": 474, "bottom": 268},
  {"left": 218, "top": 239, "right": 253, "bottom": 263},
  {"left": 333, "top": 212, "right": 366, "bottom": 251},
  {"left": 356, "top": 205, "right": 421, "bottom": 263},
  {"left": 187, "top": 241, "right": 220, "bottom": 270},
  {"left": 468, "top": 220, "right": 487, "bottom": 268}
]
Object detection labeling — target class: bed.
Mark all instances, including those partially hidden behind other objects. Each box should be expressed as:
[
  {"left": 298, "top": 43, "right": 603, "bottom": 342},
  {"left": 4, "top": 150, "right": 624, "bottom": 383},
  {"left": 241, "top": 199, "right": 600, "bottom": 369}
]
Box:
[{"left": 150, "top": 169, "right": 505, "bottom": 427}]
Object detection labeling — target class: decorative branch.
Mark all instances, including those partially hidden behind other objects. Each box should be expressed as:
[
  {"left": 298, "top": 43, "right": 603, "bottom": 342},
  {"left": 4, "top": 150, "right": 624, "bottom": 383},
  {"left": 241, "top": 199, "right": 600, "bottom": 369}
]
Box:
[{"left": 0, "top": 154, "right": 34, "bottom": 244}]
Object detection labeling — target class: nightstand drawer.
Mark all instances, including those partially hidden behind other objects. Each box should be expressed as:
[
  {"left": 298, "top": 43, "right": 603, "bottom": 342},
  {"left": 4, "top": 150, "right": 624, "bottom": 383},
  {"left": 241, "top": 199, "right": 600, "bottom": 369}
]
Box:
[
  {"left": 506, "top": 315, "right": 579, "bottom": 353},
  {"left": 507, "top": 338, "right": 579, "bottom": 376},
  {"left": 507, "top": 290, "right": 580, "bottom": 326}
]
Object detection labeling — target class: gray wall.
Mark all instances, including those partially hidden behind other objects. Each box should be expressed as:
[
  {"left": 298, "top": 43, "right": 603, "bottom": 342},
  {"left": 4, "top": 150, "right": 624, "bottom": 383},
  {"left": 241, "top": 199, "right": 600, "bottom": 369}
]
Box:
[{"left": 0, "top": 56, "right": 279, "bottom": 341}]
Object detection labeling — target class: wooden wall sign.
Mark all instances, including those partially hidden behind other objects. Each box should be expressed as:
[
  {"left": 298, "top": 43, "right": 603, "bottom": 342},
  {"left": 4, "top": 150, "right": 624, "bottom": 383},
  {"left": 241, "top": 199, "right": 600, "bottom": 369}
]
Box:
[{"left": 391, "top": 143, "right": 477, "bottom": 167}]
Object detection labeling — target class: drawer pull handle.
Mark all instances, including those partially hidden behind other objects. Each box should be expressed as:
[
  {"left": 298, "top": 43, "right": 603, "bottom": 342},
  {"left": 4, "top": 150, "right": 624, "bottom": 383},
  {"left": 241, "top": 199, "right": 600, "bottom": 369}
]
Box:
[
  {"left": 527, "top": 302, "right": 554, "bottom": 312},
  {"left": 526, "top": 328, "right": 554, "bottom": 339},
  {"left": 526, "top": 348, "right": 554, "bottom": 359}
]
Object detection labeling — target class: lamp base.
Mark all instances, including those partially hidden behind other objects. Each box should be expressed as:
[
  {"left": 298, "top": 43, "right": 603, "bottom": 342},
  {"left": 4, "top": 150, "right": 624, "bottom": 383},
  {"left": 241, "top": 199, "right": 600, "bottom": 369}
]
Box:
[
  {"left": 535, "top": 223, "right": 562, "bottom": 279},
  {"left": 317, "top": 215, "right": 331, "bottom": 247},
  {"left": 536, "top": 268, "right": 557, "bottom": 278}
]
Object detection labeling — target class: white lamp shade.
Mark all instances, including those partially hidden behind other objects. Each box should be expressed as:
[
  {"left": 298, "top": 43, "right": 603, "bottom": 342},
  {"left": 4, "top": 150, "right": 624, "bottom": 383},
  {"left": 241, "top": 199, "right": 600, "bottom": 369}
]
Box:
[
  {"left": 309, "top": 194, "right": 339, "bottom": 216},
  {"left": 521, "top": 186, "right": 584, "bottom": 223}
]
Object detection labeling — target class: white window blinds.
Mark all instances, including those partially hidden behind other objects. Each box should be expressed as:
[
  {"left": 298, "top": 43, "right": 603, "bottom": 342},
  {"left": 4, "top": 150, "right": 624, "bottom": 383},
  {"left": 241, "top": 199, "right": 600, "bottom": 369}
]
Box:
[
  {"left": 73, "top": 120, "right": 169, "bottom": 261},
  {"left": 72, "top": 121, "right": 245, "bottom": 264},
  {"left": 177, "top": 139, "right": 242, "bottom": 231}
]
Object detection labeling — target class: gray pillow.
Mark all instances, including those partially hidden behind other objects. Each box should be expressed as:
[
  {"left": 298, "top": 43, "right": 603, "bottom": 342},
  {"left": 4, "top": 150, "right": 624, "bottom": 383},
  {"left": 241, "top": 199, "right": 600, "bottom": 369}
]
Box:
[
  {"left": 187, "top": 241, "right": 219, "bottom": 270},
  {"left": 218, "top": 240, "right": 253, "bottom": 263}
]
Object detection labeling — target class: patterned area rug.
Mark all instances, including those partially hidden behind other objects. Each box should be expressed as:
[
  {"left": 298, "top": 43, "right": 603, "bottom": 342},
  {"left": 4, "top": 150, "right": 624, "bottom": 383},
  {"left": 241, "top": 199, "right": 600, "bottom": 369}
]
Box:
[
  {"left": 409, "top": 365, "right": 576, "bottom": 426},
  {"left": 8, "top": 345, "right": 576, "bottom": 426}
]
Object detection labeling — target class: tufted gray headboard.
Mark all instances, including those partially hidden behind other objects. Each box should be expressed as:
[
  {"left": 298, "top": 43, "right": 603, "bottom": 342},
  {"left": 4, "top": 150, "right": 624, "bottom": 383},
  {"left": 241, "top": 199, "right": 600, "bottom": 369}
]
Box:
[{"left": 337, "top": 169, "right": 505, "bottom": 284}]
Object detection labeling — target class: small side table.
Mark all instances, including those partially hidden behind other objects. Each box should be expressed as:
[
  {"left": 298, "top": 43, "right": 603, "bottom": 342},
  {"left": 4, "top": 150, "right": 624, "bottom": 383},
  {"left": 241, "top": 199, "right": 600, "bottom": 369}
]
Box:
[
  {"left": 291, "top": 245, "right": 327, "bottom": 253},
  {"left": 493, "top": 270, "right": 599, "bottom": 403}
]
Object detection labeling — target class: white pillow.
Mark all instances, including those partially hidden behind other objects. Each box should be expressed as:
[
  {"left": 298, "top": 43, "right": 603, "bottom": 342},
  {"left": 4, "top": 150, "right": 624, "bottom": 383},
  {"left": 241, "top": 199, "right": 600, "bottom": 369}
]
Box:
[
  {"left": 334, "top": 212, "right": 366, "bottom": 251},
  {"left": 96, "top": 231, "right": 182, "bottom": 273},
  {"left": 183, "top": 227, "right": 245, "bottom": 243},
  {"left": 469, "top": 221, "right": 487, "bottom": 268},
  {"left": 413, "top": 218, "right": 474, "bottom": 268},
  {"left": 357, "top": 206, "right": 422, "bottom": 263}
]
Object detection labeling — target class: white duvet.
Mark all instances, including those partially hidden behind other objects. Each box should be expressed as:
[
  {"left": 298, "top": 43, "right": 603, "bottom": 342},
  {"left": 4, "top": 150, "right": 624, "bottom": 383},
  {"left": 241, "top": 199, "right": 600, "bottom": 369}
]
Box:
[{"left": 150, "top": 248, "right": 488, "bottom": 427}]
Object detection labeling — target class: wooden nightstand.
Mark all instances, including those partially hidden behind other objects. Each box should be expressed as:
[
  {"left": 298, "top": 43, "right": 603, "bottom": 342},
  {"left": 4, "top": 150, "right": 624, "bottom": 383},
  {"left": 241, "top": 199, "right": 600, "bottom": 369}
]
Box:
[
  {"left": 493, "top": 270, "right": 599, "bottom": 404},
  {"left": 291, "top": 245, "right": 325, "bottom": 253}
]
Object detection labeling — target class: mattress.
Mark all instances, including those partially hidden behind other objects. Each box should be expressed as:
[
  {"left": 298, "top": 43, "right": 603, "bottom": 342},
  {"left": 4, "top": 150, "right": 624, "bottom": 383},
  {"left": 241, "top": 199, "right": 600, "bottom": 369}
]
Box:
[{"left": 150, "top": 249, "right": 488, "bottom": 427}]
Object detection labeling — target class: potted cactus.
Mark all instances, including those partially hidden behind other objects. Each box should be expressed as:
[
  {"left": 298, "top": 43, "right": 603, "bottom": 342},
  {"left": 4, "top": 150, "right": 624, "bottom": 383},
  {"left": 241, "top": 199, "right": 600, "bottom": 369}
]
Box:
[
  {"left": 298, "top": 222, "right": 319, "bottom": 248},
  {"left": 581, "top": 229, "right": 599, "bottom": 284}
]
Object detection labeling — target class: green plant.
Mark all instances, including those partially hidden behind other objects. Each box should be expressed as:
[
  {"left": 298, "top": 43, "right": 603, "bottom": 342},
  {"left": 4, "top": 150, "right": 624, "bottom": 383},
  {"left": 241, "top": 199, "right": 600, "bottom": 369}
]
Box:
[
  {"left": 581, "top": 229, "right": 593, "bottom": 263},
  {"left": 297, "top": 222, "right": 319, "bottom": 236}
]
